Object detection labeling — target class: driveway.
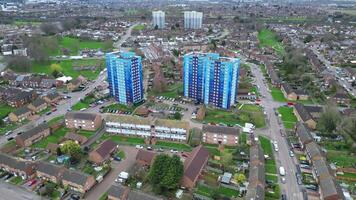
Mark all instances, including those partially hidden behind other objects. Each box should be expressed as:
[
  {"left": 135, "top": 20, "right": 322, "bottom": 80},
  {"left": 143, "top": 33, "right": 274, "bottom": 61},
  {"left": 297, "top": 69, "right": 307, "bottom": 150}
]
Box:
[{"left": 84, "top": 146, "right": 138, "bottom": 200}]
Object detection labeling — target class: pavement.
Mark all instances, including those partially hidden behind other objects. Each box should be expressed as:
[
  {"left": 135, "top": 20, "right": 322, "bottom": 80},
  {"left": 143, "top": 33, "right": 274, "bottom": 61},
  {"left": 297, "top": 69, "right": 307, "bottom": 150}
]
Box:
[
  {"left": 84, "top": 146, "right": 138, "bottom": 200},
  {"left": 0, "top": 181, "right": 45, "bottom": 200},
  {"left": 247, "top": 60, "right": 303, "bottom": 199}
]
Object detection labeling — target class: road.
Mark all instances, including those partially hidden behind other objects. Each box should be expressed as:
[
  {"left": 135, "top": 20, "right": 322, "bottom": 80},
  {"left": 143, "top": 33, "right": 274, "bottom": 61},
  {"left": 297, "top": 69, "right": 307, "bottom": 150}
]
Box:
[
  {"left": 84, "top": 146, "right": 138, "bottom": 200},
  {"left": 0, "top": 181, "right": 44, "bottom": 200},
  {"left": 113, "top": 23, "right": 138, "bottom": 49},
  {"left": 247, "top": 60, "right": 303, "bottom": 200}
]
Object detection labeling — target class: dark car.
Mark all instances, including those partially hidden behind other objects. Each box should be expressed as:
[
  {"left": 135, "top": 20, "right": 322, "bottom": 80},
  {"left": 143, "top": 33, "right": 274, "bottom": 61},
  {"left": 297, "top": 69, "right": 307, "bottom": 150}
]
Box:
[
  {"left": 70, "top": 194, "right": 80, "bottom": 200},
  {"left": 305, "top": 184, "right": 318, "bottom": 191},
  {"left": 7, "top": 137, "right": 14, "bottom": 141},
  {"left": 281, "top": 194, "right": 287, "bottom": 200},
  {"left": 113, "top": 156, "right": 121, "bottom": 161}
]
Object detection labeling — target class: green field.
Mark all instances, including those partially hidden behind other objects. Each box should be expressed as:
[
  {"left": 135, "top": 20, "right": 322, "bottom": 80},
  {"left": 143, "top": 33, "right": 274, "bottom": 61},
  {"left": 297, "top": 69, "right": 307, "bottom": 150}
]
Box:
[
  {"left": 53, "top": 36, "right": 112, "bottom": 56},
  {"left": 203, "top": 105, "right": 265, "bottom": 128},
  {"left": 258, "top": 29, "right": 285, "bottom": 56},
  {"left": 277, "top": 107, "right": 297, "bottom": 129},
  {"left": 13, "top": 20, "right": 42, "bottom": 26},
  {"left": 72, "top": 96, "right": 96, "bottom": 111},
  {"left": 77, "top": 130, "right": 95, "bottom": 138},
  {"left": 327, "top": 150, "right": 356, "bottom": 168},
  {"left": 259, "top": 136, "right": 273, "bottom": 158},
  {"left": 29, "top": 59, "right": 104, "bottom": 80},
  {"left": 33, "top": 127, "right": 69, "bottom": 148},
  {"left": 271, "top": 87, "right": 287, "bottom": 102}
]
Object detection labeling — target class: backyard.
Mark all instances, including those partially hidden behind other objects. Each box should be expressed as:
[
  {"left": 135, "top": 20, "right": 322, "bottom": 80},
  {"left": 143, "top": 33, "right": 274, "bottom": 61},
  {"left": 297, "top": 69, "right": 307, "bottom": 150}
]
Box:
[
  {"left": 32, "top": 127, "right": 69, "bottom": 148},
  {"left": 277, "top": 106, "right": 297, "bottom": 129}
]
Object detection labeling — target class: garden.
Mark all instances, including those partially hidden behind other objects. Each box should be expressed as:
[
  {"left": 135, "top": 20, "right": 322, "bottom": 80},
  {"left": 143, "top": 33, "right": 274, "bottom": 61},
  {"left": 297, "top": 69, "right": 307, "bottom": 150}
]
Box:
[{"left": 277, "top": 106, "right": 297, "bottom": 129}]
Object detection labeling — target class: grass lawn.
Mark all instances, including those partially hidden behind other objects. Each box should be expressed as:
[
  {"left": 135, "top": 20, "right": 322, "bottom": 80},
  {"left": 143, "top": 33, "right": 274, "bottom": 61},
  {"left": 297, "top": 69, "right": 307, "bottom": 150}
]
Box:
[
  {"left": 29, "top": 59, "right": 104, "bottom": 80},
  {"left": 0, "top": 104, "right": 15, "bottom": 119},
  {"left": 258, "top": 29, "right": 285, "bottom": 56},
  {"left": 133, "top": 24, "right": 145, "bottom": 31},
  {"left": 271, "top": 87, "right": 287, "bottom": 102},
  {"left": 203, "top": 106, "right": 265, "bottom": 128},
  {"left": 117, "top": 150, "right": 126, "bottom": 159},
  {"left": 327, "top": 150, "right": 356, "bottom": 168},
  {"left": 33, "top": 127, "right": 69, "bottom": 148},
  {"left": 266, "top": 164, "right": 277, "bottom": 174},
  {"left": 217, "top": 186, "right": 239, "bottom": 198},
  {"left": 55, "top": 36, "right": 112, "bottom": 56},
  {"left": 10, "top": 176, "right": 24, "bottom": 185},
  {"left": 104, "top": 103, "right": 138, "bottom": 113},
  {"left": 13, "top": 20, "right": 41, "bottom": 26},
  {"left": 0, "top": 123, "right": 18, "bottom": 136},
  {"left": 266, "top": 174, "right": 278, "bottom": 182},
  {"left": 109, "top": 135, "right": 145, "bottom": 145},
  {"left": 77, "top": 130, "right": 95, "bottom": 138},
  {"left": 277, "top": 107, "right": 297, "bottom": 129},
  {"left": 151, "top": 82, "right": 183, "bottom": 98},
  {"left": 155, "top": 141, "right": 192, "bottom": 151},
  {"left": 239, "top": 133, "right": 247, "bottom": 145},
  {"left": 338, "top": 172, "right": 356, "bottom": 179},
  {"left": 196, "top": 184, "right": 239, "bottom": 198},
  {"left": 48, "top": 116, "right": 64, "bottom": 126},
  {"left": 204, "top": 146, "right": 221, "bottom": 157},
  {"left": 98, "top": 192, "right": 108, "bottom": 200},
  {"left": 259, "top": 136, "right": 273, "bottom": 158},
  {"left": 72, "top": 95, "right": 97, "bottom": 110}
]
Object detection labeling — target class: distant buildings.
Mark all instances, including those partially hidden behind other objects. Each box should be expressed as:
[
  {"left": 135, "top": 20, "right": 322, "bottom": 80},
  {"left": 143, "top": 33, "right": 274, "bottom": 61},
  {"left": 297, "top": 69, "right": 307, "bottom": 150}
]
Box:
[
  {"left": 183, "top": 53, "right": 240, "bottom": 109},
  {"left": 184, "top": 11, "right": 203, "bottom": 29},
  {"left": 152, "top": 10, "right": 165, "bottom": 29},
  {"left": 106, "top": 52, "right": 144, "bottom": 105}
]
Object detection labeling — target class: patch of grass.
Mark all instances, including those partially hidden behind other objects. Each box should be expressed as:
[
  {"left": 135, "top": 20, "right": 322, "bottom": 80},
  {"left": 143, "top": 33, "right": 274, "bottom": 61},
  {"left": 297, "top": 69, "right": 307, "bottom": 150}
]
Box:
[
  {"left": 196, "top": 184, "right": 213, "bottom": 197},
  {"left": 205, "top": 146, "right": 221, "bottom": 157},
  {"left": 259, "top": 136, "right": 273, "bottom": 158},
  {"left": 133, "top": 24, "right": 145, "bottom": 31},
  {"left": 33, "top": 127, "right": 69, "bottom": 148},
  {"left": 0, "top": 104, "right": 15, "bottom": 119},
  {"left": 277, "top": 107, "right": 297, "bottom": 129},
  {"left": 56, "top": 36, "right": 111, "bottom": 56},
  {"left": 10, "top": 176, "right": 23, "bottom": 185},
  {"left": 239, "top": 133, "right": 247, "bottom": 145},
  {"left": 117, "top": 150, "right": 126, "bottom": 159},
  {"left": 327, "top": 150, "right": 356, "bottom": 168},
  {"left": 29, "top": 59, "right": 104, "bottom": 80},
  {"left": 71, "top": 102, "right": 88, "bottom": 110},
  {"left": 266, "top": 174, "right": 278, "bottom": 182},
  {"left": 155, "top": 141, "right": 192, "bottom": 151},
  {"left": 77, "top": 130, "right": 95, "bottom": 138},
  {"left": 13, "top": 20, "right": 42, "bottom": 26},
  {"left": 258, "top": 29, "right": 285, "bottom": 56},
  {"left": 109, "top": 135, "right": 145, "bottom": 145},
  {"left": 217, "top": 186, "right": 239, "bottom": 198},
  {"left": 98, "top": 192, "right": 108, "bottom": 200},
  {"left": 48, "top": 116, "right": 64, "bottom": 126},
  {"left": 151, "top": 82, "right": 183, "bottom": 98},
  {"left": 271, "top": 87, "right": 287, "bottom": 102},
  {"left": 203, "top": 106, "right": 265, "bottom": 128},
  {"left": 266, "top": 164, "right": 277, "bottom": 174},
  {"left": 338, "top": 172, "right": 356, "bottom": 179}
]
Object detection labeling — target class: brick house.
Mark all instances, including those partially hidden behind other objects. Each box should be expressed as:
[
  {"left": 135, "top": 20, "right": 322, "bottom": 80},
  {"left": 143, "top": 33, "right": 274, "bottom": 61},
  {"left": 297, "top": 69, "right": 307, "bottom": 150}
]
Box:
[
  {"left": 8, "top": 106, "right": 32, "bottom": 122},
  {"left": 16, "top": 124, "right": 50, "bottom": 147},
  {"left": 61, "top": 170, "right": 95, "bottom": 194},
  {"left": 0, "top": 153, "right": 36, "bottom": 180},
  {"left": 67, "top": 75, "right": 87, "bottom": 91},
  {"left": 332, "top": 93, "right": 350, "bottom": 105},
  {"left": 36, "top": 161, "right": 66, "bottom": 184},
  {"left": 63, "top": 132, "right": 88, "bottom": 145},
  {"left": 281, "top": 83, "right": 309, "bottom": 101},
  {"left": 7, "top": 91, "right": 37, "bottom": 108},
  {"left": 43, "top": 92, "right": 61, "bottom": 104},
  {"left": 293, "top": 103, "right": 317, "bottom": 130},
  {"left": 88, "top": 139, "right": 117, "bottom": 164},
  {"left": 202, "top": 125, "right": 240, "bottom": 145},
  {"left": 27, "top": 98, "right": 48, "bottom": 113},
  {"left": 136, "top": 149, "right": 156, "bottom": 166},
  {"left": 181, "top": 145, "right": 209, "bottom": 189},
  {"left": 65, "top": 112, "right": 102, "bottom": 131}
]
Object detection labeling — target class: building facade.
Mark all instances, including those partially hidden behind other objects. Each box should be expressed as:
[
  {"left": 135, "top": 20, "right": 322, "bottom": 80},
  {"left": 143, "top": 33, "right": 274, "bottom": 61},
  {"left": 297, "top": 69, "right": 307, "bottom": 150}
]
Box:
[
  {"left": 184, "top": 11, "right": 203, "bottom": 29},
  {"left": 105, "top": 114, "right": 189, "bottom": 142},
  {"left": 65, "top": 112, "right": 102, "bottom": 131},
  {"left": 183, "top": 53, "right": 240, "bottom": 109},
  {"left": 106, "top": 52, "right": 144, "bottom": 105},
  {"left": 152, "top": 10, "right": 165, "bottom": 29}
]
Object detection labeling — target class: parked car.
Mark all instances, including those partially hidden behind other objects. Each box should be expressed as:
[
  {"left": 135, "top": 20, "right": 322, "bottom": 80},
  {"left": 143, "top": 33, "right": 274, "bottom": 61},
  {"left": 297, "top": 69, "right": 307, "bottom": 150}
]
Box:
[
  {"left": 113, "top": 156, "right": 121, "bottom": 161},
  {"left": 70, "top": 194, "right": 80, "bottom": 200},
  {"left": 305, "top": 184, "right": 318, "bottom": 191},
  {"left": 147, "top": 146, "right": 153, "bottom": 151},
  {"left": 135, "top": 145, "right": 144, "bottom": 149},
  {"left": 170, "top": 149, "right": 178, "bottom": 154},
  {"left": 289, "top": 151, "right": 294, "bottom": 157}
]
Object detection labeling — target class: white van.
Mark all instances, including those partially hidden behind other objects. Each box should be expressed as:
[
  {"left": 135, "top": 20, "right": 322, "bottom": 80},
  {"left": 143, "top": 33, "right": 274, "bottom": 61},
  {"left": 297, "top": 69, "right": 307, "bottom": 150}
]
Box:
[{"left": 279, "top": 167, "right": 286, "bottom": 176}]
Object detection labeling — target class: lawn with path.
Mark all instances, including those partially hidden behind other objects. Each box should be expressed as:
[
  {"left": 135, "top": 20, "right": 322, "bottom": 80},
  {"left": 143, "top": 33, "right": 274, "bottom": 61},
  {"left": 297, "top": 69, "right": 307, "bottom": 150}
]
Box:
[
  {"left": 277, "top": 106, "right": 297, "bottom": 129},
  {"left": 258, "top": 29, "right": 285, "bottom": 56}
]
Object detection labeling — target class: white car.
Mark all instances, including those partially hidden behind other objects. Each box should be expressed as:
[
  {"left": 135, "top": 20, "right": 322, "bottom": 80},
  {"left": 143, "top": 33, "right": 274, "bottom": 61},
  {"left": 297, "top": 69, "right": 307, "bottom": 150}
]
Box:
[
  {"left": 170, "top": 149, "right": 178, "bottom": 153},
  {"left": 135, "top": 145, "right": 144, "bottom": 149},
  {"left": 289, "top": 151, "right": 294, "bottom": 157}
]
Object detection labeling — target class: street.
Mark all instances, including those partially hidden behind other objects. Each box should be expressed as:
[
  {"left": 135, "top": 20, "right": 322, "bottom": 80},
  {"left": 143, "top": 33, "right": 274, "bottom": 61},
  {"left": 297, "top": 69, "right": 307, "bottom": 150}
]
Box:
[
  {"left": 247, "top": 61, "right": 303, "bottom": 199},
  {"left": 0, "top": 181, "right": 45, "bottom": 200}
]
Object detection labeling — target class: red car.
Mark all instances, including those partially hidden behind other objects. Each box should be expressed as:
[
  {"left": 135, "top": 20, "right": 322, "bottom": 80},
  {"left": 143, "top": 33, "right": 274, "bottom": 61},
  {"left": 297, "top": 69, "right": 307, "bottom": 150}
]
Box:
[
  {"left": 287, "top": 102, "right": 294, "bottom": 106},
  {"left": 27, "top": 179, "right": 37, "bottom": 186}
]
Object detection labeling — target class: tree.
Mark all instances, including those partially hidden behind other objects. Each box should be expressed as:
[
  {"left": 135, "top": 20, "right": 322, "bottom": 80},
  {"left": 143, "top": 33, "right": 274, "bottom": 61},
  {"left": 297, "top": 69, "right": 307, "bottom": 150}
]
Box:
[
  {"left": 234, "top": 173, "right": 246, "bottom": 183},
  {"left": 173, "top": 112, "right": 182, "bottom": 120},
  {"left": 317, "top": 106, "right": 341, "bottom": 134},
  {"left": 50, "top": 63, "right": 62, "bottom": 78},
  {"left": 40, "top": 22, "right": 60, "bottom": 35},
  {"left": 56, "top": 147, "right": 62, "bottom": 156},
  {"left": 220, "top": 151, "right": 233, "bottom": 169},
  {"left": 172, "top": 49, "right": 180, "bottom": 57},
  {"left": 6, "top": 56, "right": 31, "bottom": 72},
  {"left": 148, "top": 154, "right": 183, "bottom": 194},
  {"left": 154, "top": 24, "right": 159, "bottom": 30},
  {"left": 304, "top": 35, "right": 313, "bottom": 43},
  {"left": 60, "top": 141, "right": 82, "bottom": 162},
  {"left": 103, "top": 39, "right": 113, "bottom": 52}
]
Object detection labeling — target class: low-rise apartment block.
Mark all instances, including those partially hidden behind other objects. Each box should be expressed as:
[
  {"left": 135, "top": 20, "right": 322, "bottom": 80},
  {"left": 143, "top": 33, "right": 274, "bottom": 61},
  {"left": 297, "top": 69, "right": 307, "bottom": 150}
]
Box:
[
  {"left": 9, "top": 106, "right": 32, "bottom": 122},
  {"left": 15, "top": 124, "right": 50, "bottom": 147},
  {"left": 105, "top": 114, "right": 189, "bottom": 142},
  {"left": 202, "top": 125, "right": 240, "bottom": 145},
  {"left": 65, "top": 112, "right": 103, "bottom": 131},
  {"left": 0, "top": 153, "right": 36, "bottom": 179}
]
